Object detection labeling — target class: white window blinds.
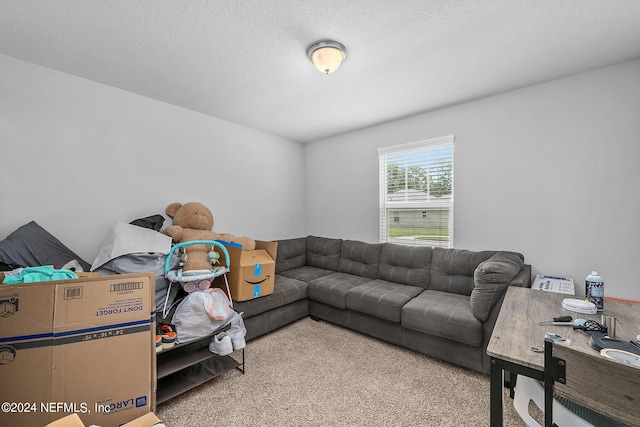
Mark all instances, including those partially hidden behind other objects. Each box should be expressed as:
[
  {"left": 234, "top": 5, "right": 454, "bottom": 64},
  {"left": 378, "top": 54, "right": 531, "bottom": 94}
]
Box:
[{"left": 378, "top": 135, "right": 454, "bottom": 248}]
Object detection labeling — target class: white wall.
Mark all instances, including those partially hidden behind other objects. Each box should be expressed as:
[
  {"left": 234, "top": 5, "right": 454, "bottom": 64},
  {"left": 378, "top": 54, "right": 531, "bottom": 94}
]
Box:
[
  {"left": 305, "top": 58, "right": 640, "bottom": 301},
  {"left": 0, "top": 54, "right": 306, "bottom": 264},
  {"left": 3, "top": 52, "right": 639, "bottom": 300}
]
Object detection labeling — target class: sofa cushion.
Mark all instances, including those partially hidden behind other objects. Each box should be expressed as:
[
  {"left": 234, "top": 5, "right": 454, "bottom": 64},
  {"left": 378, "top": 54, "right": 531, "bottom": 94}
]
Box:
[
  {"left": 233, "top": 275, "right": 308, "bottom": 318},
  {"left": 402, "top": 290, "right": 483, "bottom": 347},
  {"left": 308, "top": 272, "right": 374, "bottom": 309},
  {"left": 279, "top": 265, "right": 334, "bottom": 282},
  {"left": 306, "top": 236, "right": 342, "bottom": 271},
  {"left": 429, "top": 247, "right": 497, "bottom": 296},
  {"left": 337, "top": 240, "right": 383, "bottom": 279},
  {"left": 346, "top": 279, "right": 424, "bottom": 323},
  {"left": 275, "top": 237, "right": 307, "bottom": 273},
  {"left": 470, "top": 252, "right": 525, "bottom": 322},
  {"left": 378, "top": 243, "right": 432, "bottom": 288}
]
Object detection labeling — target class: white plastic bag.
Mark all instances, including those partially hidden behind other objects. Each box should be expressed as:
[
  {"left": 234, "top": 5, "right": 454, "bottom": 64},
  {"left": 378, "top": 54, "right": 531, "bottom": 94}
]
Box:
[{"left": 172, "top": 288, "right": 232, "bottom": 343}]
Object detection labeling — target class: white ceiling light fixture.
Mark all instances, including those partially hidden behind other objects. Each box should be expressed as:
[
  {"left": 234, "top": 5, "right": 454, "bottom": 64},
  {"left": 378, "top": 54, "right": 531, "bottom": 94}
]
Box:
[{"left": 307, "top": 40, "right": 347, "bottom": 74}]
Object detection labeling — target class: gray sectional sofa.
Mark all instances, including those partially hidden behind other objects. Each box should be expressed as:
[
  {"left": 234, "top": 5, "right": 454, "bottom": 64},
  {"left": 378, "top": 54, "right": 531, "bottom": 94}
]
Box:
[{"left": 233, "top": 235, "right": 531, "bottom": 375}]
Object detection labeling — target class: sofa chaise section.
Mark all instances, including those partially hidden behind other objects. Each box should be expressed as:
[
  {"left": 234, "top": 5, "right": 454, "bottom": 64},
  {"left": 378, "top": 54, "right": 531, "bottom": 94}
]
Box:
[{"left": 233, "top": 273, "right": 308, "bottom": 341}]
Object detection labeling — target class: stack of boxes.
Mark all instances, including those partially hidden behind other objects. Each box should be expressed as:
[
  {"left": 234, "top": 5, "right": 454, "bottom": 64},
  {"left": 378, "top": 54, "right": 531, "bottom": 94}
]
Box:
[{"left": 0, "top": 238, "right": 278, "bottom": 425}]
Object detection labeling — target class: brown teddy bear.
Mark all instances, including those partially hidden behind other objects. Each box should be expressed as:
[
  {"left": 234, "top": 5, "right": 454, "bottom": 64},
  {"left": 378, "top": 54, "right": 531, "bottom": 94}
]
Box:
[{"left": 163, "top": 202, "right": 255, "bottom": 271}]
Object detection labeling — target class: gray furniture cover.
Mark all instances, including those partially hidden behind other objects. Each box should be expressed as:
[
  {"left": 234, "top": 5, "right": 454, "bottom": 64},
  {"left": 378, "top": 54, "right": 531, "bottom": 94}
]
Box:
[{"left": 0, "top": 221, "right": 91, "bottom": 271}]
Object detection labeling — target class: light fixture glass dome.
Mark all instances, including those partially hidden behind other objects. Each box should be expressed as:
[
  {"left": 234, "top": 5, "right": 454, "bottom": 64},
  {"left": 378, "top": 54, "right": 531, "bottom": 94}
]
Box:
[{"left": 307, "top": 40, "right": 347, "bottom": 74}]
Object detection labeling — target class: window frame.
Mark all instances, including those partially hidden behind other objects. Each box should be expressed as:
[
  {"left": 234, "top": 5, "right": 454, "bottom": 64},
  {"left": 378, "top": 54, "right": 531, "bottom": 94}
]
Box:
[{"left": 377, "top": 135, "right": 455, "bottom": 248}]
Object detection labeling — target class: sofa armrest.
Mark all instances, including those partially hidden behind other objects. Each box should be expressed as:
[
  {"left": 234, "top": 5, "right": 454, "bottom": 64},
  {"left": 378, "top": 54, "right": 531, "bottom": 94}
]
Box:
[
  {"left": 470, "top": 252, "right": 526, "bottom": 322},
  {"left": 509, "top": 264, "right": 531, "bottom": 288}
]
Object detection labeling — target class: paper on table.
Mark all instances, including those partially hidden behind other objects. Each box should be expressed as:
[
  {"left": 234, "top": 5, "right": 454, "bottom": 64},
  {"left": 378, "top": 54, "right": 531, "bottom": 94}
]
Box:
[
  {"left": 532, "top": 274, "right": 575, "bottom": 295},
  {"left": 91, "top": 221, "right": 172, "bottom": 271}
]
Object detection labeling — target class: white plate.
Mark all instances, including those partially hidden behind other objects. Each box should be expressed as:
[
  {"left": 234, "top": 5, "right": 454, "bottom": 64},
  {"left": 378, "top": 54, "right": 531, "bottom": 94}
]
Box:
[
  {"left": 600, "top": 348, "right": 640, "bottom": 366},
  {"left": 562, "top": 298, "right": 597, "bottom": 314}
]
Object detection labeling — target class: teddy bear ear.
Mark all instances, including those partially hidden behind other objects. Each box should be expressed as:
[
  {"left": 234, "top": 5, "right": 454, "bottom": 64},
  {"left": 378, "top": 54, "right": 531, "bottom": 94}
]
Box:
[{"left": 165, "top": 202, "right": 183, "bottom": 218}]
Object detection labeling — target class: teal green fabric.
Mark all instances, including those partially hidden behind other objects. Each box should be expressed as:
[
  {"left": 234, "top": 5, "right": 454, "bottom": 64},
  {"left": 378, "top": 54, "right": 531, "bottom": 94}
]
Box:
[{"left": 2, "top": 265, "right": 78, "bottom": 284}]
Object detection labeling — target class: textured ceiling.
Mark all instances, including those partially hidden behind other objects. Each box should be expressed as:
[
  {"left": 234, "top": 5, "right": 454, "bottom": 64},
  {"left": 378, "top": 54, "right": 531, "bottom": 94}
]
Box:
[{"left": 1, "top": 0, "right": 640, "bottom": 143}]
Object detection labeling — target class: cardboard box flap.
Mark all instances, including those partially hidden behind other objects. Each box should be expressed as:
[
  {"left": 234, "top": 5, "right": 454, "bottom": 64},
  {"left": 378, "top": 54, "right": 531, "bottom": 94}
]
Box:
[
  {"left": 238, "top": 249, "right": 273, "bottom": 267},
  {"left": 255, "top": 240, "right": 277, "bottom": 261},
  {"left": 44, "top": 413, "right": 85, "bottom": 427},
  {"left": 44, "top": 412, "right": 162, "bottom": 427}
]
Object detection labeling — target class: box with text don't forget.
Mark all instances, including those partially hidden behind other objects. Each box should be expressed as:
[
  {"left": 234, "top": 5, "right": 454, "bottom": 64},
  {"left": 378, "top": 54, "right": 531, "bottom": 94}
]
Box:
[{"left": 0, "top": 272, "right": 156, "bottom": 427}]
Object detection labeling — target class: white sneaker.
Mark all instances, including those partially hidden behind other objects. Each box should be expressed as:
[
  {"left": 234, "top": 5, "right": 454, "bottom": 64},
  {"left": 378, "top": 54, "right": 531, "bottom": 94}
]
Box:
[
  {"left": 209, "top": 332, "right": 233, "bottom": 356},
  {"left": 229, "top": 329, "right": 246, "bottom": 350},
  {"left": 228, "top": 314, "right": 247, "bottom": 350}
]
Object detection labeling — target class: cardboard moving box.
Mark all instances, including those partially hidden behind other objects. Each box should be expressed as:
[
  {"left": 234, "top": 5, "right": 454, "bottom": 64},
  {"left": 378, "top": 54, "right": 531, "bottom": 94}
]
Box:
[
  {"left": 214, "top": 240, "right": 277, "bottom": 302},
  {"left": 0, "top": 273, "right": 156, "bottom": 427}
]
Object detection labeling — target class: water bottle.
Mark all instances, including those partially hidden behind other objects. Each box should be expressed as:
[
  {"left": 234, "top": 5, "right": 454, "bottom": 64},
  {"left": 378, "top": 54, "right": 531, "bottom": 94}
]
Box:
[{"left": 586, "top": 271, "right": 604, "bottom": 311}]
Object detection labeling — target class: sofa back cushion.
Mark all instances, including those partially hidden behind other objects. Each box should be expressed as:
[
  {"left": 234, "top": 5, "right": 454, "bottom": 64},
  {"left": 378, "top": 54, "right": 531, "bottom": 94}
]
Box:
[
  {"left": 338, "top": 240, "right": 383, "bottom": 279},
  {"left": 429, "top": 247, "right": 498, "bottom": 295},
  {"left": 275, "top": 237, "right": 307, "bottom": 273},
  {"left": 378, "top": 244, "right": 432, "bottom": 288},
  {"left": 306, "top": 236, "right": 342, "bottom": 271}
]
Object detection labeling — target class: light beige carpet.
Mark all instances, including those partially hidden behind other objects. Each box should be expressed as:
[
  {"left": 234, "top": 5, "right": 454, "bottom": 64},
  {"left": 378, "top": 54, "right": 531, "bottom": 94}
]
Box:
[{"left": 157, "top": 317, "right": 527, "bottom": 426}]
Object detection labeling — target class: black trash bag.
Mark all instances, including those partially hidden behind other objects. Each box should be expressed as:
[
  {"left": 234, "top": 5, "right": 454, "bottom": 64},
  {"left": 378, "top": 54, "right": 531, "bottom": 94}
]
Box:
[{"left": 129, "top": 214, "right": 165, "bottom": 231}]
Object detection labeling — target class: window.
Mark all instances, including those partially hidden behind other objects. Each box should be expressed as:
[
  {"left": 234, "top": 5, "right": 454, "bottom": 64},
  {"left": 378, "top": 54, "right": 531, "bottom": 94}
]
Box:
[{"left": 378, "top": 135, "right": 454, "bottom": 248}]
